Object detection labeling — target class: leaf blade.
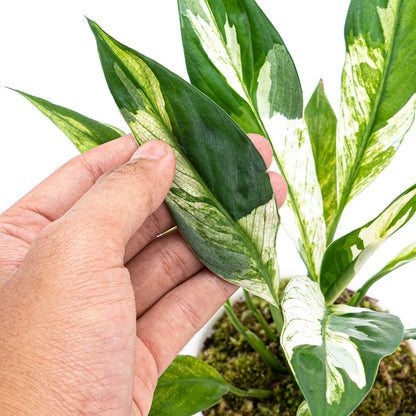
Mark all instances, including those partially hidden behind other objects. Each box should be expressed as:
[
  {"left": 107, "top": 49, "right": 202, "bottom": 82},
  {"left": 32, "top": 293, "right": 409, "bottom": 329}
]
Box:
[
  {"left": 321, "top": 184, "right": 416, "bottom": 304},
  {"left": 335, "top": 0, "right": 416, "bottom": 220},
  {"left": 349, "top": 241, "right": 416, "bottom": 306},
  {"left": 403, "top": 328, "right": 416, "bottom": 341},
  {"left": 89, "top": 19, "right": 280, "bottom": 304},
  {"left": 149, "top": 355, "right": 229, "bottom": 416},
  {"left": 14, "top": 89, "right": 125, "bottom": 152},
  {"left": 179, "top": 0, "right": 326, "bottom": 279},
  {"left": 305, "top": 81, "right": 337, "bottom": 240},
  {"left": 281, "top": 276, "right": 404, "bottom": 416}
]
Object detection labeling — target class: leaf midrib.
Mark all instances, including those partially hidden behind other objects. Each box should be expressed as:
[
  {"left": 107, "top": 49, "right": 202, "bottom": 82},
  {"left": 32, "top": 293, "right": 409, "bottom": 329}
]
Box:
[{"left": 329, "top": 0, "right": 403, "bottom": 243}]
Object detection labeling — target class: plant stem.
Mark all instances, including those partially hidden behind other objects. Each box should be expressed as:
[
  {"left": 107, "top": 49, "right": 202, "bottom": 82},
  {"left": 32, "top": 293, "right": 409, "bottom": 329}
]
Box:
[
  {"left": 243, "top": 290, "right": 276, "bottom": 342},
  {"left": 270, "top": 303, "right": 284, "bottom": 335},
  {"left": 228, "top": 384, "right": 272, "bottom": 399},
  {"left": 348, "top": 269, "right": 389, "bottom": 307},
  {"left": 224, "top": 300, "right": 286, "bottom": 373}
]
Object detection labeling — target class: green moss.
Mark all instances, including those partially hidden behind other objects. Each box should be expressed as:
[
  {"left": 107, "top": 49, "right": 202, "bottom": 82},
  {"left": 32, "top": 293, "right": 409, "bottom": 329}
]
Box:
[{"left": 201, "top": 292, "right": 416, "bottom": 415}]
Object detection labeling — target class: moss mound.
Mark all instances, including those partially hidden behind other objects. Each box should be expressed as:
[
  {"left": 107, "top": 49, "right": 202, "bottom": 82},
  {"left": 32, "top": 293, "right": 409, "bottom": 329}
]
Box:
[{"left": 200, "top": 291, "right": 416, "bottom": 416}]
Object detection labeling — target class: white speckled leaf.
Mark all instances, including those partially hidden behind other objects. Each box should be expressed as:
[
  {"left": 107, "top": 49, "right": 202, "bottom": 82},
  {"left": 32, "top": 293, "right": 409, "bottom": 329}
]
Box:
[
  {"left": 89, "top": 20, "right": 280, "bottom": 305},
  {"left": 336, "top": 0, "right": 416, "bottom": 220},
  {"left": 281, "top": 276, "right": 403, "bottom": 416},
  {"left": 179, "top": 0, "right": 326, "bottom": 279},
  {"left": 321, "top": 184, "right": 416, "bottom": 304}
]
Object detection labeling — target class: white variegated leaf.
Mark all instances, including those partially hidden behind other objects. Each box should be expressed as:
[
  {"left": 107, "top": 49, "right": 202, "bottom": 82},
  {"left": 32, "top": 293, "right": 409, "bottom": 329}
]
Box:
[
  {"left": 350, "top": 241, "right": 416, "bottom": 306},
  {"left": 281, "top": 276, "right": 404, "bottom": 416},
  {"left": 14, "top": 90, "right": 125, "bottom": 152},
  {"left": 321, "top": 184, "right": 416, "bottom": 304},
  {"left": 297, "top": 401, "right": 311, "bottom": 416},
  {"left": 89, "top": 20, "right": 280, "bottom": 305},
  {"left": 334, "top": 0, "right": 416, "bottom": 237},
  {"left": 179, "top": 0, "right": 326, "bottom": 279}
]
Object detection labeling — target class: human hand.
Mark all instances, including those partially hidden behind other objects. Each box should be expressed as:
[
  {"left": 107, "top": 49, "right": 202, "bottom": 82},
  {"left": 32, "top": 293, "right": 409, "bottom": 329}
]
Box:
[{"left": 0, "top": 133, "right": 286, "bottom": 416}]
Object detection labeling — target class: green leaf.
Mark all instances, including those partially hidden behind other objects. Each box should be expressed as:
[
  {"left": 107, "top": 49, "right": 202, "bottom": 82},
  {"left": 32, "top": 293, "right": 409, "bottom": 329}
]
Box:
[
  {"left": 350, "top": 241, "right": 416, "bottom": 306},
  {"left": 13, "top": 89, "right": 125, "bottom": 152},
  {"left": 178, "top": 0, "right": 326, "bottom": 280},
  {"left": 281, "top": 276, "right": 404, "bottom": 416},
  {"left": 404, "top": 328, "right": 416, "bottom": 341},
  {"left": 334, "top": 0, "right": 416, "bottom": 237},
  {"left": 149, "top": 355, "right": 229, "bottom": 416},
  {"left": 320, "top": 184, "right": 416, "bottom": 305},
  {"left": 89, "top": 19, "right": 280, "bottom": 304},
  {"left": 305, "top": 81, "right": 337, "bottom": 241}
]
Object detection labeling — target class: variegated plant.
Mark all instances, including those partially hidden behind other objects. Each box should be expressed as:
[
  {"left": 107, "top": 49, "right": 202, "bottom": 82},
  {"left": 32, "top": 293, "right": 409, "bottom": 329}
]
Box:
[{"left": 15, "top": 0, "right": 416, "bottom": 415}]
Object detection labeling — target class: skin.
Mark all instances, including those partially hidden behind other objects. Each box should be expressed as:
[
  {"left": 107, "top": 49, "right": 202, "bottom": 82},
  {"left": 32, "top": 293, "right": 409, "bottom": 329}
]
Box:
[{"left": 0, "top": 133, "right": 286, "bottom": 416}]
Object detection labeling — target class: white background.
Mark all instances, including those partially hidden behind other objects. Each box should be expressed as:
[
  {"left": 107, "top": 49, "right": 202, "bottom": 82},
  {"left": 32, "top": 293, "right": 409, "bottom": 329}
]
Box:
[{"left": 1, "top": 0, "right": 415, "bottom": 342}]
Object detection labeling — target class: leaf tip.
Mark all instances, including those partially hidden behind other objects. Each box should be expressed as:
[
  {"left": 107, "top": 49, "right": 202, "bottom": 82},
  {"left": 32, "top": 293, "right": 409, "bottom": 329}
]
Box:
[{"left": 86, "top": 17, "right": 101, "bottom": 36}]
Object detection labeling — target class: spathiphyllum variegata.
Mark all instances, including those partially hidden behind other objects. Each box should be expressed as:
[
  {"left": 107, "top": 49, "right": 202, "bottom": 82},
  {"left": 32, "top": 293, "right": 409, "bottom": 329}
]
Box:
[{"left": 16, "top": 0, "right": 416, "bottom": 415}]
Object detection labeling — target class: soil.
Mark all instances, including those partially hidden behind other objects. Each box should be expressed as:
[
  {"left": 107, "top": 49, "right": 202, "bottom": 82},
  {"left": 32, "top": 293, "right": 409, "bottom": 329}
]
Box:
[{"left": 200, "top": 290, "right": 416, "bottom": 416}]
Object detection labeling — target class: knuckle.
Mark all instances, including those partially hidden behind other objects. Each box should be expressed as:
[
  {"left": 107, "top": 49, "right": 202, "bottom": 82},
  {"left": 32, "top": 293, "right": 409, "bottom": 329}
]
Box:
[
  {"left": 170, "top": 291, "right": 201, "bottom": 333},
  {"left": 98, "top": 163, "right": 156, "bottom": 211},
  {"left": 77, "top": 153, "right": 108, "bottom": 183},
  {"left": 158, "top": 243, "right": 190, "bottom": 286}
]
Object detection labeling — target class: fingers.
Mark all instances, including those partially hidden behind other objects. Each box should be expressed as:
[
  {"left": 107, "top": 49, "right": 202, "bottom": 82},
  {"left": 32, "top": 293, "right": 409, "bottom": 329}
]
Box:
[
  {"left": 136, "top": 270, "right": 238, "bottom": 375},
  {"left": 34, "top": 140, "right": 176, "bottom": 268},
  {"left": 8, "top": 134, "right": 138, "bottom": 226},
  {"left": 247, "top": 133, "right": 288, "bottom": 208},
  {"left": 270, "top": 172, "right": 288, "bottom": 209},
  {"left": 127, "top": 229, "right": 204, "bottom": 317},
  {"left": 248, "top": 133, "right": 274, "bottom": 167},
  {"left": 124, "top": 203, "right": 174, "bottom": 263}
]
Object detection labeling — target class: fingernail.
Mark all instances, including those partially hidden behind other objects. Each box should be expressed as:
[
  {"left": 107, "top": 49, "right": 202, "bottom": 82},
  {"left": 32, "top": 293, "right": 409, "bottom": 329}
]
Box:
[{"left": 130, "top": 140, "right": 166, "bottom": 161}]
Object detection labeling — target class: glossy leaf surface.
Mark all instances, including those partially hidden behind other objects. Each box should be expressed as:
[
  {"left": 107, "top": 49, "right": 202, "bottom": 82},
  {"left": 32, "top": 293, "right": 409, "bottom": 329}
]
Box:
[
  {"left": 335, "top": 0, "right": 416, "bottom": 229},
  {"left": 15, "top": 90, "right": 125, "bottom": 152},
  {"left": 305, "top": 81, "right": 337, "bottom": 241},
  {"left": 89, "top": 20, "right": 280, "bottom": 304},
  {"left": 281, "top": 276, "right": 404, "bottom": 416},
  {"left": 178, "top": 0, "right": 326, "bottom": 279},
  {"left": 149, "top": 355, "right": 229, "bottom": 416},
  {"left": 350, "top": 241, "right": 416, "bottom": 306},
  {"left": 321, "top": 184, "right": 416, "bottom": 304}
]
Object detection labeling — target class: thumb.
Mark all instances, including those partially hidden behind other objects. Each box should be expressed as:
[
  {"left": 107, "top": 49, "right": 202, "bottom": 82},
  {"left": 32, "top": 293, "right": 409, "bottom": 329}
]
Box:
[{"left": 47, "top": 140, "right": 176, "bottom": 265}]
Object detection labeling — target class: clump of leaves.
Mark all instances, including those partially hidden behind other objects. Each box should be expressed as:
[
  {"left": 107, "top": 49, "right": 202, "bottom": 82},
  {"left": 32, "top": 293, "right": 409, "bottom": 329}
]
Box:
[{"left": 14, "top": 0, "right": 416, "bottom": 415}]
